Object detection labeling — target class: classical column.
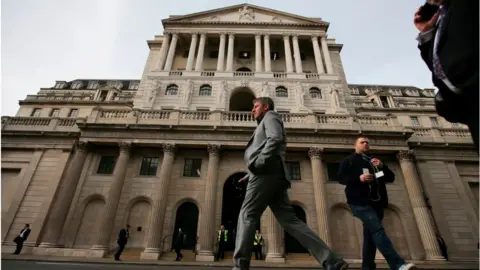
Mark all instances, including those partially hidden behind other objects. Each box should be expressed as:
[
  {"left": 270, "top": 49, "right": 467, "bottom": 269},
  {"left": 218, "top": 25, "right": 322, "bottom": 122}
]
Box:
[
  {"left": 397, "top": 151, "right": 444, "bottom": 260},
  {"left": 265, "top": 208, "right": 285, "bottom": 263},
  {"left": 225, "top": 33, "right": 235, "bottom": 72},
  {"left": 185, "top": 33, "right": 198, "bottom": 71},
  {"left": 264, "top": 35, "right": 271, "bottom": 72},
  {"left": 292, "top": 35, "right": 303, "bottom": 73},
  {"left": 163, "top": 33, "right": 179, "bottom": 71},
  {"left": 311, "top": 35, "right": 325, "bottom": 74},
  {"left": 196, "top": 145, "right": 221, "bottom": 261},
  {"left": 39, "top": 141, "right": 89, "bottom": 247},
  {"left": 308, "top": 147, "right": 331, "bottom": 246},
  {"left": 92, "top": 142, "right": 132, "bottom": 250},
  {"left": 141, "top": 144, "right": 177, "bottom": 259},
  {"left": 255, "top": 34, "right": 262, "bottom": 72},
  {"left": 155, "top": 33, "right": 171, "bottom": 70},
  {"left": 283, "top": 35, "right": 294, "bottom": 73},
  {"left": 217, "top": 33, "right": 226, "bottom": 71},
  {"left": 195, "top": 33, "right": 207, "bottom": 71},
  {"left": 320, "top": 36, "right": 334, "bottom": 74}
]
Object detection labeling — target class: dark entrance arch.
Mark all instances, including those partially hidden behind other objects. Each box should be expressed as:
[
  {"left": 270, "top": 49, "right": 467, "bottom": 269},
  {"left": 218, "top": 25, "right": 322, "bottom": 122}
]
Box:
[
  {"left": 229, "top": 87, "right": 256, "bottom": 112},
  {"left": 222, "top": 172, "right": 260, "bottom": 251},
  {"left": 236, "top": 67, "right": 252, "bottom": 72},
  {"left": 172, "top": 201, "right": 199, "bottom": 250},
  {"left": 284, "top": 205, "right": 308, "bottom": 254}
]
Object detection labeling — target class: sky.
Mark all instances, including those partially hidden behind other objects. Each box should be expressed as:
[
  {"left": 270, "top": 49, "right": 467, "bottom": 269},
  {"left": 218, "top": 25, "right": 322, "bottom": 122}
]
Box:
[{"left": 1, "top": 0, "right": 433, "bottom": 116}]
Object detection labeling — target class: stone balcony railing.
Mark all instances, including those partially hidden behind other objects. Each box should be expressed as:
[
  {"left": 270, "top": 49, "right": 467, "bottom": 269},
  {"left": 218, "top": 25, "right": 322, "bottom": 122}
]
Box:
[
  {"left": 21, "top": 95, "right": 134, "bottom": 103},
  {"left": 1, "top": 116, "right": 80, "bottom": 133},
  {"left": 153, "top": 70, "right": 336, "bottom": 80},
  {"left": 408, "top": 126, "right": 473, "bottom": 144}
]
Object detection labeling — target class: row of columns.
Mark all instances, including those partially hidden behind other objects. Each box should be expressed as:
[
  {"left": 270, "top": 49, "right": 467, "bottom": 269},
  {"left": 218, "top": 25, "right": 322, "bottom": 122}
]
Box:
[
  {"left": 38, "top": 142, "right": 443, "bottom": 261},
  {"left": 155, "top": 32, "right": 334, "bottom": 74}
]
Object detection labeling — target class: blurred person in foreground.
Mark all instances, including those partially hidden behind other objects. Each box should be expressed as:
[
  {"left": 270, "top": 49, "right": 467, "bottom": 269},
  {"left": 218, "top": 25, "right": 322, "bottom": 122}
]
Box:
[
  {"left": 233, "top": 97, "right": 347, "bottom": 270},
  {"left": 414, "top": 0, "right": 479, "bottom": 153}
]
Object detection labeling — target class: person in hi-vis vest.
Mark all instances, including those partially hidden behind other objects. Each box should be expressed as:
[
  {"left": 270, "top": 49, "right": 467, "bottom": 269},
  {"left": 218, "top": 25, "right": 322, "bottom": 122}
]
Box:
[
  {"left": 253, "top": 229, "right": 264, "bottom": 260},
  {"left": 216, "top": 225, "right": 228, "bottom": 261}
]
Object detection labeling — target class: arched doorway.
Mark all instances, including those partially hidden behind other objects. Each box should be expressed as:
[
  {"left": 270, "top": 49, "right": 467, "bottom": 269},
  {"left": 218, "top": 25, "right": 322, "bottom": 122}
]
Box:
[
  {"left": 222, "top": 172, "right": 260, "bottom": 251},
  {"left": 229, "top": 87, "right": 256, "bottom": 112},
  {"left": 236, "top": 67, "right": 252, "bottom": 72},
  {"left": 284, "top": 205, "right": 308, "bottom": 254},
  {"left": 172, "top": 202, "right": 199, "bottom": 250}
]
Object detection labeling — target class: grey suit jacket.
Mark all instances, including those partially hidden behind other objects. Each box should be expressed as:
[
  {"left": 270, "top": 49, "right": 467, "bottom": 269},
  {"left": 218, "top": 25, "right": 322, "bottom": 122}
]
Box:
[{"left": 244, "top": 111, "right": 290, "bottom": 185}]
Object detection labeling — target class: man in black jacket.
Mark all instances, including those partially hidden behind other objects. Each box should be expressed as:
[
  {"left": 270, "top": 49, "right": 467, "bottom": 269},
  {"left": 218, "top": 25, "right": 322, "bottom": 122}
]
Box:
[
  {"left": 114, "top": 224, "right": 130, "bottom": 261},
  {"left": 13, "top": 224, "right": 31, "bottom": 255},
  {"left": 338, "top": 137, "right": 416, "bottom": 270},
  {"left": 414, "top": 0, "right": 479, "bottom": 153}
]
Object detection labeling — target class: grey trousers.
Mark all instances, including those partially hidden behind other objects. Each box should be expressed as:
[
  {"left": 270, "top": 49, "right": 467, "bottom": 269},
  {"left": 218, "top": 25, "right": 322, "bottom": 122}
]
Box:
[{"left": 232, "top": 174, "right": 340, "bottom": 270}]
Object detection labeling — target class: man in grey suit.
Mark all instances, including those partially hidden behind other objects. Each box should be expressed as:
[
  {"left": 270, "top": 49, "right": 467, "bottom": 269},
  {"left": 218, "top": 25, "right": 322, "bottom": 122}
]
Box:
[{"left": 233, "top": 97, "right": 348, "bottom": 270}]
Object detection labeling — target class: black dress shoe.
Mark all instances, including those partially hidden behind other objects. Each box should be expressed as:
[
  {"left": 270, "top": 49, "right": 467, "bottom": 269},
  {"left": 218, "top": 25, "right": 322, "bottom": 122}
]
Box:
[{"left": 323, "top": 259, "right": 348, "bottom": 270}]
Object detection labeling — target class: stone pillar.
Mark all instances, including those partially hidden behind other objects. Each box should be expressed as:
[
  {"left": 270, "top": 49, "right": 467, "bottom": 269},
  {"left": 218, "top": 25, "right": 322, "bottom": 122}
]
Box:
[
  {"left": 265, "top": 208, "right": 285, "bottom": 263},
  {"left": 185, "top": 33, "right": 198, "bottom": 71},
  {"left": 255, "top": 34, "right": 262, "bottom": 72},
  {"left": 196, "top": 144, "right": 221, "bottom": 261},
  {"left": 283, "top": 35, "right": 294, "bottom": 73},
  {"left": 311, "top": 35, "right": 325, "bottom": 74},
  {"left": 155, "top": 33, "right": 170, "bottom": 70},
  {"left": 141, "top": 144, "right": 177, "bottom": 259},
  {"left": 308, "top": 147, "right": 331, "bottom": 246},
  {"left": 292, "top": 35, "right": 303, "bottom": 74},
  {"left": 92, "top": 142, "right": 132, "bottom": 250},
  {"left": 225, "top": 33, "right": 235, "bottom": 72},
  {"left": 39, "top": 141, "right": 89, "bottom": 247},
  {"left": 163, "top": 33, "right": 179, "bottom": 71},
  {"left": 264, "top": 35, "right": 272, "bottom": 72},
  {"left": 397, "top": 151, "right": 444, "bottom": 260},
  {"left": 195, "top": 33, "right": 207, "bottom": 71},
  {"left": 217, "top": 33, "right": 226, "bottom": 72},
  {"left": 320, "top": 36, "right": 333, "bottom": 74}
]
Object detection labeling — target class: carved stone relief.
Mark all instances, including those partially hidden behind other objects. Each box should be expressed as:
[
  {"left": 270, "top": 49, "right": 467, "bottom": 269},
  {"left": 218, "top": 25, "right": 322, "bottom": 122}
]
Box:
[{"left": 238, "top": 6, "right": 255, "bottom": 22}]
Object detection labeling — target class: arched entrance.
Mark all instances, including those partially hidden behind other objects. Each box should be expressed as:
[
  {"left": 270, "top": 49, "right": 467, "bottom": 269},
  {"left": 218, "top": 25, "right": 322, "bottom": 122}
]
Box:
[
  {"left": 172, "top": 201, "right": 199, "bottom": 250},
  {"left": 222, "top": 172, "right": 260, "bottom": 251},
  {"left": 229, "top": 87, "right": 256, "bottom": 112},
  {"left": 236, "top": 67, "right": 252, "bottom": 72},
  {"left": 284, "top": 205, "right": 308, "bottom": 254}
]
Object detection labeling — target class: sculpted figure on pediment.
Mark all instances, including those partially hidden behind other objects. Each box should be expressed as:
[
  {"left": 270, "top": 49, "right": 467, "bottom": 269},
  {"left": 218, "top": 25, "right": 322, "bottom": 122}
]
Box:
[{"left": 238, "top": 6, "right": 255, "bottom": 21}]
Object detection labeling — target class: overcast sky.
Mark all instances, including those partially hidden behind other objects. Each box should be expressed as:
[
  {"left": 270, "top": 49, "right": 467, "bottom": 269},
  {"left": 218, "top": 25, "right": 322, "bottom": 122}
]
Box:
[{"left": 1, "top": 0, "right": 432, "bottom": 116}]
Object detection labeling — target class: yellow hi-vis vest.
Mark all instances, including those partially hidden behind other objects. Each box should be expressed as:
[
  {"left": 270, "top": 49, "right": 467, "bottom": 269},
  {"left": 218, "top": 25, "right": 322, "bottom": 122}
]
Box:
[
  {"left": 218, "top": 230, "right": 228, "bottom": 242},
  {"left": 254, "top": 234, "right": 263, "bottom": 245}
]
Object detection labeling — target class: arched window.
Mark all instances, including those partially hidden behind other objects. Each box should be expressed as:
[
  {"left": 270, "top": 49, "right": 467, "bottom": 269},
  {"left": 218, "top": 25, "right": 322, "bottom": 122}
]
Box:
[
  {"left": 309, "top": 87, "right": 322, "bottom": 99},
  {"left": 199, "top": 84, "right": 212, "bottom": 96},
  {"left": 275, "top": 86, "right": 288, "bottom": 98},
  {"left": 165, "top": 84, "right": 178, "bottom": 96}
]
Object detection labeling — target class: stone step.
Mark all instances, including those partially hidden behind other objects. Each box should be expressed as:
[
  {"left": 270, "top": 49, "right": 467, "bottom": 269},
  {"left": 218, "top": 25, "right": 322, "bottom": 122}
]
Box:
[{"left": 160, "top": 251, "right": 196, "bottom": 261}]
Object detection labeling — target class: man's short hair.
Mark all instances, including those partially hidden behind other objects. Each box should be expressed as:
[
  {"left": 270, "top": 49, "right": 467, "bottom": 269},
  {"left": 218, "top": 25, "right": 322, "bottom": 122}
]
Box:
[
  {"left": 253, "top": 97, "right": 275, "bottom": 111},
  {"left": 355, "top": 136, "right": 369, "bottom": 143}
]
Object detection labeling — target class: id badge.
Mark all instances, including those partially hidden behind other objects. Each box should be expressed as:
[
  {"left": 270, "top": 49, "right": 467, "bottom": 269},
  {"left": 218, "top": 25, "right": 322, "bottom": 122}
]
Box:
[
  {"left": 375, "top": 171, "right": 384, "bottom": 178},
  {"left": 362, "top": 168, "right": 369, "bottom": 174}
]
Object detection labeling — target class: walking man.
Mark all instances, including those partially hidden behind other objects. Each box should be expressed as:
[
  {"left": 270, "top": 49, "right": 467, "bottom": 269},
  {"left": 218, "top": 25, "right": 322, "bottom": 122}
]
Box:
[
  {"left": 338, "top": 137, "right": 416, "bottom": 270},
  {"left": 174, "top": 228, "right": 185, "bottom": 261},
  {"left": 233, "top": 97, "right": 347, "bottom": 270},
  {"left": 114, "top": 224, "right": 130, "bottom": 261},
  {"left": 216, "top": 225, "right": 228, "bottom": 261},
  {"left": 253, "top": 230, "right": 264, "bottom": 260},
  {"left": 13, "top": 224, "right": 31, "bottom": 255}
]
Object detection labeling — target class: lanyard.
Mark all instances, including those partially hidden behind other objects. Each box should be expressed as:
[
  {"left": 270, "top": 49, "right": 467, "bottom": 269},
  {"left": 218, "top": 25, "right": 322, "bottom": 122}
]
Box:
[{"left": 361, "top": 154, "right": 379, "bottom": 172}]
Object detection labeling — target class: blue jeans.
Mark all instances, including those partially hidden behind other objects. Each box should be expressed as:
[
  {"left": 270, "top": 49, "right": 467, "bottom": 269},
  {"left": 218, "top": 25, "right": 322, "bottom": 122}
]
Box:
[{"left": 349, "top": 204, "right": 405, "bottom": 270}]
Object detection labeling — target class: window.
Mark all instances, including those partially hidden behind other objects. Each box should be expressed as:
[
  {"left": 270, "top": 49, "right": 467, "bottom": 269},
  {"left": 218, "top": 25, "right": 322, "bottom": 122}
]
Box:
[
  {"left": 165, "top": 84, "right": 178, "bottom": 96},
  {"left": 98, "top": 90, "right": 108, "bottom": 101},
  {"left": 309, "top": 87, "right": 322, "bottom": 99},
  {"left": 50, "top": 108, "right": 60, "bottom": 117},
  {"left": 97, "top": 156, "right": 117, "bottom": 174},
  {"left": 452, "top": 122, "right": 459, "bottom": 127},
  {"left": 68, "top": 109, "right": 79, "bottom": 118},
  {"left": 55, "top": 82, "right": 66, "bottom": 89},
  {"left": 199, "top": 84, "right": 212, "bottom": 96},
  {"left": 139, "top": 157, "right": 159, "bottom": 176},
  {"left": 407, "top": 89, "right": 420, "bottom": 96},
  {"left": 379, "top": 96, "right": 390, "bottom": 108},
  {"left": 238, "top": 51, "right": 251, "bottom": 59},
  {"left": 209, "top": 51, "right": 219, "bottom": 58},
  {"left": 327, "top": 163, "right": 341, "bottom": 182},
  {"left": 389, "top": 89, "right": 402, "bottom": 96},
  {"left": 31, "top": 108, "right": 41, "bottom": 117},
  {"left": 410, "top": 116, "right": 420, "bottom": 126},
  {"left": 71, "top": 82, "right": 83, "bottom": 89},
  {"left": 87, "top": 82, "right": 99, "bottom": 89},
  {"left": 129, "top": 83, "right": 139, "bottom": 90},
  {"left": 430, "top": 117, "right": 439, "bottom": 126},
  {"left": 270, "top": 52, "right": 280, "bottom": 60},
  {"left": 286, "top": 161, "right": 301, "bottom": 180},
  {"left": 350, "top": 88, "right": 360, "bottom": 95},
  {"left": 275, "top": 86, "right": 288, "bottom": 98},
  {"left": 183, "top": 158, "right": 202, "bottom": 177}
]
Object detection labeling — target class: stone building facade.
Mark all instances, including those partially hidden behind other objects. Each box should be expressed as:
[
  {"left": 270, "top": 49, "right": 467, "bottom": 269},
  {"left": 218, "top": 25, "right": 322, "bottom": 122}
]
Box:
[{"left": 1, "top": 3, "right": 478, "bottom": 267}]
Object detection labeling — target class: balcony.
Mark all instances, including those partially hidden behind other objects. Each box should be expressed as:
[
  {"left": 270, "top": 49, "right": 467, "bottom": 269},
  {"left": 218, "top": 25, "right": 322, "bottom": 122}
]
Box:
[
  {"left": 1, "top": 117, "right": 80, "bottom": 133},
  {"left": 408, "top": 126, "right": 473, "bottom": 145},
  {"left": 151, "top": 70, "right": 338, "bottom": 81}
]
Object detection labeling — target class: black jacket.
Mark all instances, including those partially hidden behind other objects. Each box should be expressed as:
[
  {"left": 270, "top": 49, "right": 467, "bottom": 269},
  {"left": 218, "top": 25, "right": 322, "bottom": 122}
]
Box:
[
  {"left": 117, "top": 228, "right": 129, "bottom": 245},
  {"left": 338, "top": 153, "right": 395, "bottom": 208},
  {"left": 418, "top": 0, "right": 479, "bottom": 123}
]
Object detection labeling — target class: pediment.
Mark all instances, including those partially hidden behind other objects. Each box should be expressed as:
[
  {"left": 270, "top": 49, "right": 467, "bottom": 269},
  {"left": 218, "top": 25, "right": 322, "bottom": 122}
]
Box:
[{"left": 163, "top": 4, "right": 325, "bottom": 25}]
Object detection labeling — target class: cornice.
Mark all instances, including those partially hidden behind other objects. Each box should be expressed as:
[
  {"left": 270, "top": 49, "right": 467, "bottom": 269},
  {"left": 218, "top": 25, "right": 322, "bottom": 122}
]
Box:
[{"left": 163, "top": 20, "right": 327, "bottom": 28}]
